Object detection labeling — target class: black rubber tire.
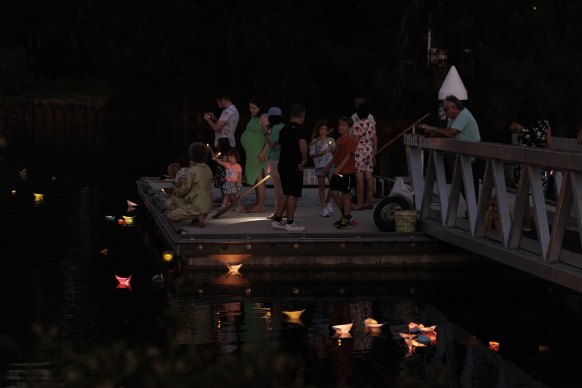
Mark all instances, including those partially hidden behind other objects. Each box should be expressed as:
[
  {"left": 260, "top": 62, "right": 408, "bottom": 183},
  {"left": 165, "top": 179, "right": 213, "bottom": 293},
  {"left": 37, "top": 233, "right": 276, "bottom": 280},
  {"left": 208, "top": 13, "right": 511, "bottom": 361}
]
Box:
[{"left": 373, "top": 195, "right": 411, "bottom": 232}]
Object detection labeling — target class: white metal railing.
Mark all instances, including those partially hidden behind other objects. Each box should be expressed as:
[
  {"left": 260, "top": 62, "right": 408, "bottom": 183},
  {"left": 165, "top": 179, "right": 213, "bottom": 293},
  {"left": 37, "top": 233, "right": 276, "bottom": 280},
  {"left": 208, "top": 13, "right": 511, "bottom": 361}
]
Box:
[{"left": 404, "top": 134, "right": 582, "bottom": 267}]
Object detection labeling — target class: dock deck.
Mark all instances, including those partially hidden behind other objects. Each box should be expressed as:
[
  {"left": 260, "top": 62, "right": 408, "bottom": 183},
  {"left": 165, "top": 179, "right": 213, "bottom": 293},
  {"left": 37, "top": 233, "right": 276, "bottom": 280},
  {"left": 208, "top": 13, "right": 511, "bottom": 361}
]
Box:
[{"left": 137, "top": 177, "right": 477, "bottom": 268}]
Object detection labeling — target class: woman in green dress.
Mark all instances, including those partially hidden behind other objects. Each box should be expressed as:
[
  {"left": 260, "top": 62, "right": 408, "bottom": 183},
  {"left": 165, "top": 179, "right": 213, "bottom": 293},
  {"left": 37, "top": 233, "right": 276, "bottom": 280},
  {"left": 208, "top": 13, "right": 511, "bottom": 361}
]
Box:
[{"left": 240, "top": 97, "right": 269, "bottom": 212}]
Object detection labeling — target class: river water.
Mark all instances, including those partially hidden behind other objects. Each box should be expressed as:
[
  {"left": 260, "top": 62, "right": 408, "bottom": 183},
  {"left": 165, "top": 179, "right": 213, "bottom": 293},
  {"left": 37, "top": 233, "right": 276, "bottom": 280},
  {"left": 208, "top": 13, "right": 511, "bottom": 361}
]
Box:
[{"left": 1, "top": 136, "right": 581, "bottom": 387}]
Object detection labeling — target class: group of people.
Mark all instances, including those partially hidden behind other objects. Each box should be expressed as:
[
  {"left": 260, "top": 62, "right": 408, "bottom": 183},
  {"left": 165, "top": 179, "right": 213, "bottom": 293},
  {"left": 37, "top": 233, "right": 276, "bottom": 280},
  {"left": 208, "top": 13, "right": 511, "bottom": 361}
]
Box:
[
  {"left": 161, "top": 92, "right": 555, "bottom": 232},
  {"left": 163, "top": 95, "right": 379, "bottom": 231}
]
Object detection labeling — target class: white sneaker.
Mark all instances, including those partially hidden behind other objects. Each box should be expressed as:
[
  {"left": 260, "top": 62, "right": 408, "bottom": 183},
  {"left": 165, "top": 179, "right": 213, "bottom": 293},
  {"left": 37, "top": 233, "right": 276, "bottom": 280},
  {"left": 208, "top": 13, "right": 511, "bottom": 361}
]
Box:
[
  {"left": 284, "top": 222, "right": 305, "bottom": 232},
  {"left": 271, "top": 220, "right": 287, "bottom": 230},
  {"left": 326, "top": 202, "right": 334, "bottom": 215},
  {"left": 321, "top": 208, "right": 330, "bottom": 217}
]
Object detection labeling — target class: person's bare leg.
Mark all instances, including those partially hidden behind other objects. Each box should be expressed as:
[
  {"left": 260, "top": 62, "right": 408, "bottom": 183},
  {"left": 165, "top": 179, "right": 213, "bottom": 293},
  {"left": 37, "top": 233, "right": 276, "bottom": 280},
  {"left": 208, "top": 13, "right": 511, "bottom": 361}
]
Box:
[
  {"left": 272, "top": 175, "right": 284, "bottom": 211},
  {"left": 364, "top": 171, "right": 374, "bottom": 207},
  {"left": 317, "top": 176, "right": 326, "bottom": 208},
  {"left": 342, "top": 191, "right": 352, "bottom": 218},
  {"left": 286, "top": 196, "right": 298, "bottom": 221},
  {"left": 275, "top": 195, "right": 288, "bottom": 218},
  {"left": 355, "top": 171, "right": 364, "bottom": 208}
]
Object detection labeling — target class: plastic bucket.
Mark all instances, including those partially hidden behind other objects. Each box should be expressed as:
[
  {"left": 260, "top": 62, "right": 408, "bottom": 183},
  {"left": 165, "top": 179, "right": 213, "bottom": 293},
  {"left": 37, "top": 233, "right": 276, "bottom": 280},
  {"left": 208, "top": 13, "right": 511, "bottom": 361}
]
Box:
[{"left": 394, "top": 210, "right": 417, "bottom": 233}]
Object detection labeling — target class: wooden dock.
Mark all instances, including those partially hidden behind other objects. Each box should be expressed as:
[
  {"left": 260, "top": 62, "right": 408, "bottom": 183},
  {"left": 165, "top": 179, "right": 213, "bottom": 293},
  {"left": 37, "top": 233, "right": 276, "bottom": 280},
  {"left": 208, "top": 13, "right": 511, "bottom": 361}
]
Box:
[{"left": 137, "top": 177, "right": 478, "bottom": 269}]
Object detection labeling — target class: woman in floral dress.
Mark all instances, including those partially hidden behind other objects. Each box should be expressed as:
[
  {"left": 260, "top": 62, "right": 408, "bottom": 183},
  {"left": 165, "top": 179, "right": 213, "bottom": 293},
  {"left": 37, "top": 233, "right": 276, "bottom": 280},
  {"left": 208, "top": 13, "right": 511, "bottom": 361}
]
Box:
[{"left": 351, "top": 104, "right": 377, "bottom": 210}]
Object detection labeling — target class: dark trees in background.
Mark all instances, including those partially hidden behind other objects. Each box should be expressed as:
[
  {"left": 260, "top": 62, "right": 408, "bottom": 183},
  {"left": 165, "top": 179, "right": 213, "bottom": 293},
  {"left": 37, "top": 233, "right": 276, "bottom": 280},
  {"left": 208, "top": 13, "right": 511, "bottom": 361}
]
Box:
[{"left": 0, "top": 0, "right": 581, "bottom": 140}]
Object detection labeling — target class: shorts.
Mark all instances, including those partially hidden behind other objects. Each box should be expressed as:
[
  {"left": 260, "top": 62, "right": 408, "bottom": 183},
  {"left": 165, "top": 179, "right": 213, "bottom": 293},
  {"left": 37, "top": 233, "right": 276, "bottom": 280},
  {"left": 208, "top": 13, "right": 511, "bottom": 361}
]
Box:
[
  {"left": 268, "top": 160, "right": 279, "bottom": 178},
  {"left": 315, "top": 166, "right": 333, "bottom": 178},
  {"left": 279, "top": 165, "right": 303, "bottom": 197},
  {"left": 330, "top": 173, "right": 355, "bottom": 193},
  {"left": 222, "top": 181, "right": 240, "bottom": 194}
]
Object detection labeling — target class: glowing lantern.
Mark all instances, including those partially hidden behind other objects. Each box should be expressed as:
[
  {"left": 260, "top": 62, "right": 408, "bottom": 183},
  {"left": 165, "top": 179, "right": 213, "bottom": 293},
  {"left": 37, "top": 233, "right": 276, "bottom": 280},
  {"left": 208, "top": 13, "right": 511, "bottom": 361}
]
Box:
[
  {"left": 332, "top": 323, "right": 353, "bottom": 338},
  {"left": 283, "top": 309, "right": 305, "bottom": 326},
  {"left": 489, "top": 341, "right": 500, "bottom": 352},
  {"left": 539, "top": 345, "right": 549, "bottom": 353},
  {"left": 117, "top": 218, "right": 125, "bottom": 225},
  {"left": 127, "top": 200, "right": 138, "bottom": 207},
  {"left": 99, "top": 248, "right": 109, "bottom": 255},
  {"left": 115, "top": 274, "right": 132, "bottom": 291},
  {"left": 11, "top": 189, "right": 16, "bottom": 196},
  {"left": 105, "top": 215, "right": 116, "bottom": 222},
  {"left": 33, "top": 193, "right": 44, "bottom": 201},
  {"left": 226, "top": 263, "right": 242, "bottom": 275},
  {"left": 282, "top": 309, "right": 305, "bottom": 320},
  {"left": 122, "top": 216, "right": 134, "bottom": 225},
  {"left": 162, "top": 251, "right": 174, "bottom": 262},
  {"left": 364, "top": 318, "right": 385, "bottom": 336}
]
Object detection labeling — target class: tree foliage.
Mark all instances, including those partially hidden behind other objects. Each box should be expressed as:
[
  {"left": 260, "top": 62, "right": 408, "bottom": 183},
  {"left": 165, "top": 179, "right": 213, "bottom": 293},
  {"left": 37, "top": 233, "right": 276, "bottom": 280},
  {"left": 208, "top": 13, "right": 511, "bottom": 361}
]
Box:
[{"left": 0, "top": 0, "right": 581, "bottom": 138}]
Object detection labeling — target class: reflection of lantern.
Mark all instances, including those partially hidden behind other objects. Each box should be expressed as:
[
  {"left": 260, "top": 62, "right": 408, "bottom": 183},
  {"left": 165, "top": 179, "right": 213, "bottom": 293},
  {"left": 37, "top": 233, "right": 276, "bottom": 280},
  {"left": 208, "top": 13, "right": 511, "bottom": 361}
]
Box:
[
  {"left": 489, "top": 341, "right": 500, "bottom": 352},
  {"left": 163, "top": 251, "right": 174, "bottom": 262},
  {"left": 122, "top": 216, "right": 134, "bottom": 225},
  {"left": 33, "top": 193, "right": 44, "bottom": 201}
]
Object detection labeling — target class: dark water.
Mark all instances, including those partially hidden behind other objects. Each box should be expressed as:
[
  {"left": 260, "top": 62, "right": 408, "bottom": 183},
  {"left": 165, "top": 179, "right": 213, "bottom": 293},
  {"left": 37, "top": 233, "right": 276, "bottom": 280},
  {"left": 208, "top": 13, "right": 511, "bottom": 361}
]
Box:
[{"left": 1, "top": 143, "right": 582, "bottom": 387}]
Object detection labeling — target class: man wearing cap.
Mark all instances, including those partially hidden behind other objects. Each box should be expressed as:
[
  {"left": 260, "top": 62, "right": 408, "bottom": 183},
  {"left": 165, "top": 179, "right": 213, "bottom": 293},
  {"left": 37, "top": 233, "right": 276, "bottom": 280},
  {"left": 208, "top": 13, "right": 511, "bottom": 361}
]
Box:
[{"left": 203, "top": 95, "right": 239, "bottom": 148}]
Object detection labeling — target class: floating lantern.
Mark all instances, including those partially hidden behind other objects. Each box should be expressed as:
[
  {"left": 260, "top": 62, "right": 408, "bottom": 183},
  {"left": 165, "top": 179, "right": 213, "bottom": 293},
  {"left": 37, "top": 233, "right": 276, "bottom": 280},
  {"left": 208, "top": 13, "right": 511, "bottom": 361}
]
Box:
[
  {"left": 115, "top": 274, "right": 132, "bottom": 290},
  {"left": 33, "top": 193, "right": 44, "bottom": 201},
  {"left": 332, "top": 323, "right": 353, "bottom": 338},
  {"left": 51, "top": 176, "right": 57, "bottom": 181},
  {"left": 11, "top": 189, "right": 16, "bottom": 197},
  {"left": 399, "top": 322, "right": 438, "bottom": 356},
  {"left": 19, "top": 169, "right": 27, "bottom": 180},
  {"left": 282, "top": 309, "right": 305, "bottom": 320},
  {"left": 122, "top": 216, "right": 135, "bottom": 225},
  {"left": 162, "top": 251, "right": 174, "bottom": 262},
  {"left": 117, "top": 218, "right": 125, "bottom": 225},
  {"left": 539, "top": 345, "right": 549, "bottom": 353},
  {"left": 489, "top": 341, "right": 500, "bottom": 352},
  {"left": 245, "top": 287, "right": 252, "bottom": 295},
  {"left": 127, "top": 200, "right": 138, "bottom": 208},
  {"left": 99, "top": 248, "right": 109, "bottom": 255},
  {"left": 292, "top": 287, "right": 299, "bottom": 295},
  {"left": 364, "top": 318, "right": 385, "bottom": 330},
  {"left": 105, "top": 215, "right": 116, "bottom": 222},
  {"left": 227, "top": 263, "right": 242, "bottom": 275}
]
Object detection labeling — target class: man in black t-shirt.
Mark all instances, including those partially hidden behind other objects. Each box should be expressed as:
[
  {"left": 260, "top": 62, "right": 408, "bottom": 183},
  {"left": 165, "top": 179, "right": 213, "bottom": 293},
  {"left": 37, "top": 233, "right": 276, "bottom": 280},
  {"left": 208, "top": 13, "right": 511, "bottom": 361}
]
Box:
[{"left": 271, "top": 104, "right": 308, "bottom": 232}]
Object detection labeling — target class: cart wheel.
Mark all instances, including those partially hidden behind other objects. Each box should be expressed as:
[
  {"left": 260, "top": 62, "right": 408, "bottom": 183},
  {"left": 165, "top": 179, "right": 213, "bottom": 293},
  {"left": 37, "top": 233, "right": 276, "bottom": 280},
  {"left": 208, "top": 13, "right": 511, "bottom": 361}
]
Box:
[{"left": 373, "top": 195, "right": 411, "bottom": 232}]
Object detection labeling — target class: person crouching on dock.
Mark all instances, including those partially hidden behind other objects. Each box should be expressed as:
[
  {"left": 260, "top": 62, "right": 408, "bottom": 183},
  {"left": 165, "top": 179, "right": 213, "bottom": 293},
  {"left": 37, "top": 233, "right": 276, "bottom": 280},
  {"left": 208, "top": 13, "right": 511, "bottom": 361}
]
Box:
[{"left": 167, "top": 142, "right": 213, "bottom": 227}]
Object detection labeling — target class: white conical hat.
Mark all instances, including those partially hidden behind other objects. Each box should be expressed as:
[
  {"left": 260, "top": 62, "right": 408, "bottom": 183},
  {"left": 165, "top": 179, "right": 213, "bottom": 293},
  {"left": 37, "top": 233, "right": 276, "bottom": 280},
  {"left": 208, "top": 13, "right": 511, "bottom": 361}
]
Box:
[{"left": 438, "top": 66, "right": 468, "bottom": 100}]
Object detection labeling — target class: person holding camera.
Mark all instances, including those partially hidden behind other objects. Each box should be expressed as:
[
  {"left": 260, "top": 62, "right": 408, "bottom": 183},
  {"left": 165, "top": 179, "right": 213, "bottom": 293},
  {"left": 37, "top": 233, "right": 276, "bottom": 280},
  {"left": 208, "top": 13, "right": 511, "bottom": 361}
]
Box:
[{"left": 203, "top": 94, "right": 239, "bottom": 148}]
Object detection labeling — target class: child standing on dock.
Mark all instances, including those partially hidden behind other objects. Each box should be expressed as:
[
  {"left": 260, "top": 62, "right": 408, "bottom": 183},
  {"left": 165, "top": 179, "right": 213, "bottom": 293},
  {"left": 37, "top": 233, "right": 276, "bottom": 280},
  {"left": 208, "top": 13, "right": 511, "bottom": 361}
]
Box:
[
  {"left": 323, "top": 116, "right": 357, "bottom": 229},
  {"left": 309, "top": 120, "right": 336, "bottom": 217},
  {"left": 167, "top": 142, "right": 213, "bottom": 227},
  {"left": 213, "top": 149, "right": 243, "bottom": 207}
]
